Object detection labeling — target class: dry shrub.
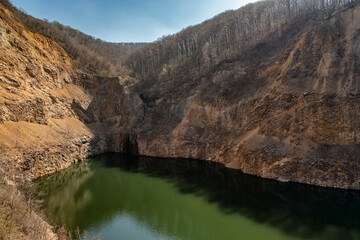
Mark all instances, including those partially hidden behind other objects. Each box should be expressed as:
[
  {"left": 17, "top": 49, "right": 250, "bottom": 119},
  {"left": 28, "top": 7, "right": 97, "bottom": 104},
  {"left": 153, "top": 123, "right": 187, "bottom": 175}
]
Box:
[{"left": 57, "top": 225, "right": 102, "bottom": 240}]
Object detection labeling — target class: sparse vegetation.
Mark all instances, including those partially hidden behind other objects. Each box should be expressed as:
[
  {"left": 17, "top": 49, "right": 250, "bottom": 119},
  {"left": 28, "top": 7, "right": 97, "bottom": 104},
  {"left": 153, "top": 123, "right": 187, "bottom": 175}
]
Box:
[
  {"left": 0, "top": 0, "right": 146, "bottom": 76},
  {"left": 0, "top": 183, "right": 103, "bottom": 240},
  {"left": 125, "top": 0, "right": 360, "bottom": 102},
  {"left": 122, "top": 0, "right": 360, "bottom": 132},
  {"left": 1, "top": 0, "right": 360, "bottom": 239},
  {"left": 0, "top": 184, "right": 53, "bottom": 240},
  {"left": 52, "top": 22, "right": 147, "bottom": 68},
  {"left": 57, "top": 226, "right": 102, "bottom": 240}
]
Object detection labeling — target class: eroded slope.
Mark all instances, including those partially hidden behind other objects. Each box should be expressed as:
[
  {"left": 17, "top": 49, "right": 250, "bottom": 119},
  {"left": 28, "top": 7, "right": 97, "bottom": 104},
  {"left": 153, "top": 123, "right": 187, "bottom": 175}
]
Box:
[{"left": 128, "top": 2, "right": 360, "bottom": 189}]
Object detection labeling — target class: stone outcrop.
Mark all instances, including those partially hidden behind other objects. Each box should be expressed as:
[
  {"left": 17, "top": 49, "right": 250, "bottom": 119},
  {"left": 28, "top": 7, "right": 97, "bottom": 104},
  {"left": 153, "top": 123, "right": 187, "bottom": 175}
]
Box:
[
  {"left": 0, "top": 0, "right": 360, "bottom": 215},
  {"left": 130, "top": 2, "right": 360, "bottom": 189},
  {"left": 1, "top": 1, "right": 360, "bottom": 238}
]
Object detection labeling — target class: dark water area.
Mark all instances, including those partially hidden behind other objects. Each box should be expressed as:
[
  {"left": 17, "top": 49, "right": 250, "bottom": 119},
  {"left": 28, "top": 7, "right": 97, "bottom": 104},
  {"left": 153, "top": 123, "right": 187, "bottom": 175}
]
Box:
[{"left": 25, "top": 153, "right": 360, "bottom": 240}]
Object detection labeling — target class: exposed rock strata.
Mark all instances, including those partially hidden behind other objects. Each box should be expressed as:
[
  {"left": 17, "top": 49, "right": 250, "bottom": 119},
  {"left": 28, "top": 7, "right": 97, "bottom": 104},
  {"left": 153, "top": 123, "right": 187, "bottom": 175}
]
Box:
[
  {"left": 123, "top": 3, "right": 360, "bottom": 190},
  {"left": 0, "top": 0, "right": 360, "bottom": 215}
]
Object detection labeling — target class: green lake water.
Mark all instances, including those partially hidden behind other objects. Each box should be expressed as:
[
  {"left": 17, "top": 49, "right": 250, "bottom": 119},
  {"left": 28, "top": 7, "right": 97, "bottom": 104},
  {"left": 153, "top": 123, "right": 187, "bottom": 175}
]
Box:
[{"left": 26, "top": 154, "right": 360, "bottom": 240}]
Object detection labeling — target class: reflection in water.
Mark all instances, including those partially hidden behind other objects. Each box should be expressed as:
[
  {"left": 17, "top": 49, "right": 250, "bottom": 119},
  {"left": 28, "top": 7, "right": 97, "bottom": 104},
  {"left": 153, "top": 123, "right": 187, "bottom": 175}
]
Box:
[
  {"left": 34, "top": 162, "right": 94, "bottom": 226},
  {"left": 26, "top": 154, "right": 360, "bottom": 240}
]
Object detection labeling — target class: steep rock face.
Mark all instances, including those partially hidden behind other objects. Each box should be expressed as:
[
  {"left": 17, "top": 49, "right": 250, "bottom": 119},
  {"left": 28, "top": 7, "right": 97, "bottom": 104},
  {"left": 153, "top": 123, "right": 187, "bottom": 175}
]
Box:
[
  {"left": 0, "top": 3, "right": 140, "bottom": 187},
  {"left": 0, "top": 6, "right": 137, "bottom": 238},
  {"left": 0, "top": 4, "right": 91, "bottom": 183},
  {"left": 130, "top": 3, "right": 360, "bottom": 189},
  {"left": 0, "top": 6, "right": 84, "bottom": 123},
  {"left": 1, "top": 2, "right": 360, "bottom": 238},
  {"left": 1, "top": 1, "right": 360, "bottom": 193},
  {"left": 0, "top": 6, "right": 79, "bottom": 239}
]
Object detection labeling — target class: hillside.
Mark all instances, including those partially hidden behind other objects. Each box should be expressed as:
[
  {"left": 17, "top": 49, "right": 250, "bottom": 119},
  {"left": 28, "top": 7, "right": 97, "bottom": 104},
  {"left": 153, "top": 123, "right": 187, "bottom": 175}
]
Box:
[
  {"left": 0, "top": 2, "right": 142, "bottom": 237},
  {"left": 1, "top": 0, "right": 360, "bottom": 237},
  {"left": 121, "top": 0, "right": 360, "bottom": 189},
  {"left": 0, "top": 0, "right": 146, "bottom": 76},
  {"left": 51, "top": 21, "right": 147, "bottom": 67},
  {"left": 0, "top": 0, "right": 359, "bottom": 188},
  {"left": 2, "top": 0, "right": 360, "bottom": 238}
]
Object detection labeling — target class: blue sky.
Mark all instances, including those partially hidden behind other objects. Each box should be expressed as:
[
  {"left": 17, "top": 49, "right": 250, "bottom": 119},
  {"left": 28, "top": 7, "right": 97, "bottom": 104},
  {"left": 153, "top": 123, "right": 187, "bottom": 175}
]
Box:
[{"left": 11, "top": 0, "right": 257, "bottom": 43}]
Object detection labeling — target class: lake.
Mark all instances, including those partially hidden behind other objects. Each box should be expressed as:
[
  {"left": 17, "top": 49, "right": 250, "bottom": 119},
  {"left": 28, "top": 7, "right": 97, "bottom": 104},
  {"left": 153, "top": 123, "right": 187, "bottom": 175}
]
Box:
[{"left": 26, "top": 153, "right": 360, "bottom": 240}]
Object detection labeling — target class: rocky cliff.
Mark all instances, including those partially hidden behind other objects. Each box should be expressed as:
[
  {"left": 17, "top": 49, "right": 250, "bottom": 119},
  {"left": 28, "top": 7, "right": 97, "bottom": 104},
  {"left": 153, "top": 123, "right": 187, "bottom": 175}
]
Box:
[
  {"left": 0, "top": 0, "right": 360, "bottom": 214},
  {"left": 0, "top": 4, "right": 90, "bottom": 183},
  {"left": 126, "top": 2, "right": 360, "bottom": 189},
  {"left": 0, "top": 4, "right": 142, "bottom": 238},
  {"left": 2, "top": 1, "right": 360, "bottom": 237}
]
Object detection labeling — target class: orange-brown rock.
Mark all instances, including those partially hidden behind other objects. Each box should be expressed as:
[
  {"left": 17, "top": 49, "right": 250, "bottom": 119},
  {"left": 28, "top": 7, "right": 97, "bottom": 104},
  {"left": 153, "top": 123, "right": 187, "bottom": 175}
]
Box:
[
  {"left": 2, "top": 1, "right": 360, "bottom": 238},
  {"left": 132, "top": 2, "right": 360, "bottom": 189},
  {"left": 1, "top": 1, "right": 360, "bottom": 195},
  {"left": 0, "top": 4, "right": 95, "bottom": 184}
]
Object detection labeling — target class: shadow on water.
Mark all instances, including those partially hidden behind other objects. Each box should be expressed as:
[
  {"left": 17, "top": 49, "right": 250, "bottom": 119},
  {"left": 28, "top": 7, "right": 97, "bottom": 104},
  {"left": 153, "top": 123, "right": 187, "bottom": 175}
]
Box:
[{"left": 26, "top": 153, "right": 360, "bottom": 240}]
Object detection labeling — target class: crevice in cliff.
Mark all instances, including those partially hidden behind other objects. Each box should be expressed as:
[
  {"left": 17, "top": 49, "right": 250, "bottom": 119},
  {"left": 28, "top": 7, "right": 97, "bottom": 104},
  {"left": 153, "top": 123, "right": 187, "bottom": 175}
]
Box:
[{"left": 124, "top": 134, "right": 139, "bottom": 156}]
